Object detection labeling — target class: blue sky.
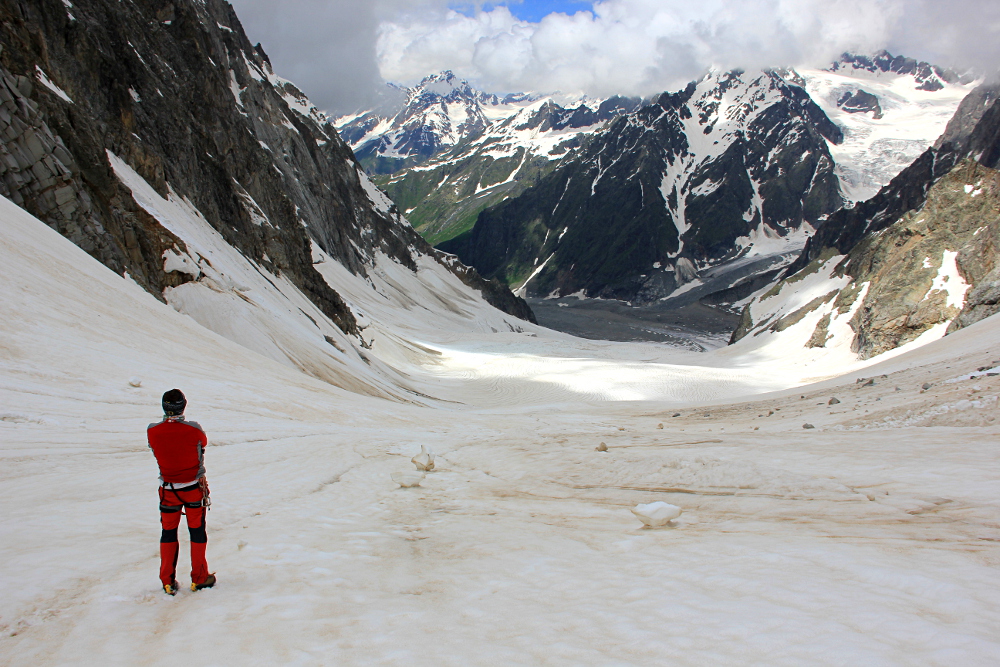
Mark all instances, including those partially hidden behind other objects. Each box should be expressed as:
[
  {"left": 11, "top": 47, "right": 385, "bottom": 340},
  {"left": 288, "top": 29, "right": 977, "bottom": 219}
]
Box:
[{"left": 451, "top": 1, "right": 594, "bottom": 22}]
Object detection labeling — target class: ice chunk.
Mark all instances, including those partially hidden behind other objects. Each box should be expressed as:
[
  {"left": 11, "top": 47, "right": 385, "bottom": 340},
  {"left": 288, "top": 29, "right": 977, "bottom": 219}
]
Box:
[
  {"left": 411, "top": 445, "right": 435, "bottom": 471},
  {"left": 631, "top": 502, "right": 681, "bottom": 527},
  {"left": 391, "top": 471, "right": 425, "bottom": 487}
]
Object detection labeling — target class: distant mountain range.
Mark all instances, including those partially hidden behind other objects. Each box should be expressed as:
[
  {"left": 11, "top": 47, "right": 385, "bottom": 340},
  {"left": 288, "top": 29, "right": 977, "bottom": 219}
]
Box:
[
  {"left": 335, "top": 72, "right": 640, "bottom": 245},
  {"left": 355, "top": 54, "right": 973, "bottom": 305}
]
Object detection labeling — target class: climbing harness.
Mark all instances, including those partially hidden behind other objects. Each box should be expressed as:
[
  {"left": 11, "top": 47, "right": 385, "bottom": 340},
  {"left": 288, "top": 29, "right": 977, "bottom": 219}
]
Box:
[{"left": 159, "top": 479, "right": 210, "bottom": 514}]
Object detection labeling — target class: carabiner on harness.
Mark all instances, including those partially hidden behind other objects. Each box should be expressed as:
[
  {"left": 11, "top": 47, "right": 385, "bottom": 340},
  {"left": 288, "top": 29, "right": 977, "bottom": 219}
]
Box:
[{"left": 198, "top": 477, "right": 212, "bottom": 510}]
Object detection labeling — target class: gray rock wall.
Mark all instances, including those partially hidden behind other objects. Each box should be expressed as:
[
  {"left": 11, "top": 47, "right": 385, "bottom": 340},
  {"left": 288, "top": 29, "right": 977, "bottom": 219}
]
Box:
[{"left": 0, "top": 0, "right": 533, "bottom": 336}]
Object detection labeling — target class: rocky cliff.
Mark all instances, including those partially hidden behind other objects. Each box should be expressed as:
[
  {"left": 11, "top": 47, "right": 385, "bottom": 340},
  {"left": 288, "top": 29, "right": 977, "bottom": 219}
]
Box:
[
  {"left": 0, "top": 0, "right": 533, "bottom": 342},
  {"left": 731, "top": 83, "right": 1000, "bottom": 358}
]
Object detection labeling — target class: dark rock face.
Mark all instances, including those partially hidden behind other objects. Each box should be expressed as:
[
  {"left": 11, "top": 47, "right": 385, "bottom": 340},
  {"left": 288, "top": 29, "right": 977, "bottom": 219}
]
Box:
[
  {"left": 0, "top": 0, "right": 532, "bottom": 334},
  {"left": 784, "top": 83, "right": 1000, "bottom": 278},
  {"left": 837, "top": 89, "right": 882, "bottom": 118},
  {"left": 732, "top": 84, "right": 1000, "bottom": 357},
  {"left": 833, "top": 51, "right": 964, "bottom": 91},
  {"left": 0, "top": 34, "right": 184, "bottom": 298},
  {"left": 442, "top": 70, "right": 844, "bottom": 302}
]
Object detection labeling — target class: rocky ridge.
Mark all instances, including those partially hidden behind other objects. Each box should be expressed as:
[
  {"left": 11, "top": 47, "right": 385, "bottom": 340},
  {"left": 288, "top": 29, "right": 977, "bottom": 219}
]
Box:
[
  {"left": 832, "top": 51, "right": 965, "bottom": 92},
  {"left": 0, "top": 0, "right": 532, "bottom": 351},
  {"left": 731, "top": 83, "right": 1000, "bottom": 358}
]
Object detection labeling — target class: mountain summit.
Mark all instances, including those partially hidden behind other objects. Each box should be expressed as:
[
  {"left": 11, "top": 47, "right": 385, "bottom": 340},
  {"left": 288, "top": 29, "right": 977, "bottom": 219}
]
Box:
[
  {"left": 337, "top": 71, "right": 499, "bottom": 167},
  {"left": 336, "top": 73, "right": 640, "bottom": 245}
]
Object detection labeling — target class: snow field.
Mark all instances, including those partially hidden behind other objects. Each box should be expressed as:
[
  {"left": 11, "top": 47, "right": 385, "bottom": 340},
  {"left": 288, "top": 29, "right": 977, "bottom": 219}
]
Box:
[
  {"left": 2, "top": 194, "right": 1000, "bottom": 664},
  {"left": 799, "top": 67, "right": 975, "bottom": 201}
]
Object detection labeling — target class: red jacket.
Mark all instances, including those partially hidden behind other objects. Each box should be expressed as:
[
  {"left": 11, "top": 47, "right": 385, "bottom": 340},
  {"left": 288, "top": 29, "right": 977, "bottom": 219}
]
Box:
[{"left": 148, "top": 417, "right": 207, "bottom": 485}]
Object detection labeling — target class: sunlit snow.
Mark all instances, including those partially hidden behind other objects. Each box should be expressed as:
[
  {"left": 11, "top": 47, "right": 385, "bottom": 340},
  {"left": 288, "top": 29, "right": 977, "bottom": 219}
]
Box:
[{"left": 2, "top": 182, "right": 1000, "bottom": 665}]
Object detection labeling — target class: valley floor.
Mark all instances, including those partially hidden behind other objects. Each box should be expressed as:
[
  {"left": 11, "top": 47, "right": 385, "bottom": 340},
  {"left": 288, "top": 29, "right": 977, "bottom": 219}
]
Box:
[
  {"left": 528, "top": 298, "right": 738, "bottom": 350},
  {"left": 3, "top": 312, "right": 1000, "bottom": 665},
  {"left": 2, "top": 199, "right": 1000, "bottom": 666}
]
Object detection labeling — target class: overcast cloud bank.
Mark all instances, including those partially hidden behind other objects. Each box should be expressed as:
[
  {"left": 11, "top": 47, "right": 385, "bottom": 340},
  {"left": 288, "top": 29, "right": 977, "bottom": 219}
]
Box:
[{"left": 232, "top": 0, "right": 1000, "bottom": 114}]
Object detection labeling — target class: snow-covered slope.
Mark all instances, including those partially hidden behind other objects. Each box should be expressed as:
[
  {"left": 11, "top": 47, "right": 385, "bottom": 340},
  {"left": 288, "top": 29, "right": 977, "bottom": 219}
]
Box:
[
  {"left": 798, "top": 53, "right": 976, "bottom": 201},
  {"left": 105, "top": 150, "right": 541, "bottom": 403},
  {"left": 5, "top": 183, "right": 1000, "bottom": 665}
]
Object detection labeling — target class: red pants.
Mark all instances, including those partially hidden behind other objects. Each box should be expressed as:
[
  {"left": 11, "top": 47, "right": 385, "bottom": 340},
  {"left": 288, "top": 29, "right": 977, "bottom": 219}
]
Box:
[{"left": 158, "top": 485, "right": 209, "bottom": 586}]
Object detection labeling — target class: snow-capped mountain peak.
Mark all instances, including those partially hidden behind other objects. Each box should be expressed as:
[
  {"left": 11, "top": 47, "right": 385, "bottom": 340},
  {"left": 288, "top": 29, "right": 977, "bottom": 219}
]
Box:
[
  {"left": 335, "top": 72, "right": 634, "bottom": 169},
  {"left": 336, "top": 73, "right": 641, "bottom": 245},
  {"left": 410, "top": 70, "right": 480, "bottom": 101}
]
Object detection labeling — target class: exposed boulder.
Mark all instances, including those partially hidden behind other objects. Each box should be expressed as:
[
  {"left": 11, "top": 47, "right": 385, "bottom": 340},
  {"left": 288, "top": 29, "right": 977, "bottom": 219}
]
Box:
[
  {"left": 632, "top": 502, "right": 682, "bottom": 527},
  {"left": 837, "top": 89, "right": 883, "bottom": 119}
]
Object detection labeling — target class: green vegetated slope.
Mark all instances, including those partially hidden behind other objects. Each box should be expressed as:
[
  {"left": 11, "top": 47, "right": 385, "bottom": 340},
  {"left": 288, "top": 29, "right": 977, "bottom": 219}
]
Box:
[{"left": 373, "top": 147, "right": 564, "bottom": 247}]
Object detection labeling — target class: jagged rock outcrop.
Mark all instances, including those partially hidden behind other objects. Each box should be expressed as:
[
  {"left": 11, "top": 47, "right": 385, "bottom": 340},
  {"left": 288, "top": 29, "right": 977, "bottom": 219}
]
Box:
[
  {"left": 837, "top": 89, "right": 882, "bottom": 118},
  {"left": 833, "top": 51, "right": 963, "bottom": 92},
  {"left": 0, "top": 0, "right": 532, "bottom": 336},
  {"left": 731, "top": 83, "right": 1000, "bottom": 358},
  {"left": 842, "top": 161, "right": 999, "bottom": 355},
  {"left": 441, "top": 69, "right": 844, "bottom": 302}
]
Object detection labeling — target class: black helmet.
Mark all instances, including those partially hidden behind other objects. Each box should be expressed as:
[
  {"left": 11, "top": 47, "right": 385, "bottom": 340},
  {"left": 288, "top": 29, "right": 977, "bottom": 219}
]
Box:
[{"left": 162, "top": 389, "right": 186, "bottom": 416}]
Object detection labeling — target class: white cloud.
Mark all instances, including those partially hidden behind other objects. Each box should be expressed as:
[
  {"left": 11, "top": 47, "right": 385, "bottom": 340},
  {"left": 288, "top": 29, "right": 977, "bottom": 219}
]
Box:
[
  {"left": 230, "top": 0, "right": 451, "bottom": 114},
  {"left": 378, "top": 0, "right": 1000, "bottom": 97},
  {"left": 229, "top": 0, "right": 1000, "bottom": 113}
]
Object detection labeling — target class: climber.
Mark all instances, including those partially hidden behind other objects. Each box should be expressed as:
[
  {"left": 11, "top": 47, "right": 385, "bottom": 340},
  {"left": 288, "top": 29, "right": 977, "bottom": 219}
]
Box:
[{"left": 147, "top": 388, "right": 216, "bottom": 595}]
